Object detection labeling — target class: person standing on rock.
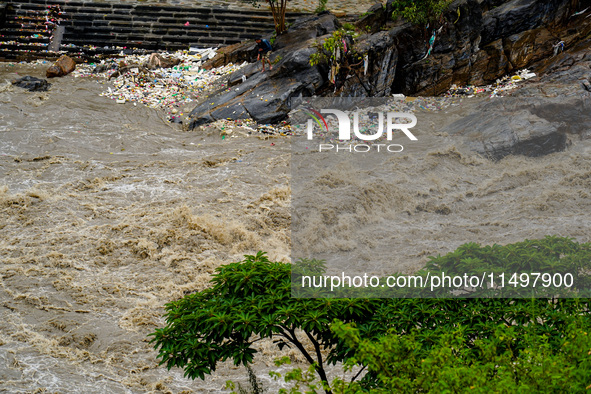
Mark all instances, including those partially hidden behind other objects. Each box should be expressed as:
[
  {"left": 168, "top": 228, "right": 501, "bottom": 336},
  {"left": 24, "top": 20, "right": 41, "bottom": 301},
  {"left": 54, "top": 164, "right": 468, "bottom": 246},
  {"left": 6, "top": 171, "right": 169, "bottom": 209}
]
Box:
[{"left": 256, "top": 38, "right": 273, "bottom": 72}]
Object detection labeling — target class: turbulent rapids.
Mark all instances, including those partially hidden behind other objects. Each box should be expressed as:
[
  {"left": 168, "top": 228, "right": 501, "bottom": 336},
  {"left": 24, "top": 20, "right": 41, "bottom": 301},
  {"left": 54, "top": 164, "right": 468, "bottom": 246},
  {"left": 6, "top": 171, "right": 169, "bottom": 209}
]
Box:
[
  {"left": 0, "top": 61, "right": 292, "bottom": 392},
  {"left": 1, "top": 51, "right": 591, "bottom": 392}
]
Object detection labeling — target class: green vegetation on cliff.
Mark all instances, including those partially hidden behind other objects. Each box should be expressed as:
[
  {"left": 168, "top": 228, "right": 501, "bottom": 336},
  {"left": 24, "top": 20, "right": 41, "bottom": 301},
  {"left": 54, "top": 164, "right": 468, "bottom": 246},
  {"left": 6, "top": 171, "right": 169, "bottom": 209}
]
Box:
[{"left": 390, "top": 0, "right": 454, "bottom": 27}]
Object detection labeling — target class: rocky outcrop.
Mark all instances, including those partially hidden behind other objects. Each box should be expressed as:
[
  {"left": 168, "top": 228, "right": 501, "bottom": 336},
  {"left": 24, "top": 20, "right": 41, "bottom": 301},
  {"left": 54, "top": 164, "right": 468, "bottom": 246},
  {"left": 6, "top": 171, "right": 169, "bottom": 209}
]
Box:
[
  {"left": 442, "top": 44, "right": 591, "bottom": 160},
  {"left": 188, "top": 13, "right": 338, "bottom": 127},
  {"left": 394, "top": 0, "right": 588, "bottom": 96},
  {"left": 443, "top": 98, "right": 567, "bottom": 160},
  {"left": 274, "top": 10, "right": 339, "bottom": 50},
  {"left": 366, "top": 0, "right": 588, "bottom": 96},
  {"left": 355, "top": 3, "right": 387, "bottom": 34},
  {"left": 443, "top": 94, "right": 591, "bottom": 161},
  {"left": 480, "top": 0, "right": 569, "bottom": 44},
  {"left": 335, "top": 30, "right": 399, "bottom": 97},
  {"left": 188, "top": 0, "right": 591, "bottom": 129}
]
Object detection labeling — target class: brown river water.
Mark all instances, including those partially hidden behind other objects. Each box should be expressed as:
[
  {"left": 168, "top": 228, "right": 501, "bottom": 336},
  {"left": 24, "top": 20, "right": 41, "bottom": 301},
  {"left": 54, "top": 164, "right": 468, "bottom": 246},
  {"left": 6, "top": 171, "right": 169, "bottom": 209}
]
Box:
[{"left": 1, "top": 63, "right": 590, "bottom": 392}]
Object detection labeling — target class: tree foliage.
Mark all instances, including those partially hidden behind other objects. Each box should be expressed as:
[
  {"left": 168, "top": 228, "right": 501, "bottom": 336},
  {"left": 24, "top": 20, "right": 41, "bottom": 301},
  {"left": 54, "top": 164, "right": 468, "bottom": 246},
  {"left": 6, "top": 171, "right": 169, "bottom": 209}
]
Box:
[
  {"left": 150, "top": 239, "right": 591, "bottom": 393},
  {"left": 308, "top": 27, "right": 358, "bottom": 67},
  {"left": 390, "top": 0, "right": 454, "bottom": 27},
  {"left": 328, "top": 316, "right": 591, "bottom": 393},
  {"left": 149, "top": 252, "right": 377, "bottom": 393}
]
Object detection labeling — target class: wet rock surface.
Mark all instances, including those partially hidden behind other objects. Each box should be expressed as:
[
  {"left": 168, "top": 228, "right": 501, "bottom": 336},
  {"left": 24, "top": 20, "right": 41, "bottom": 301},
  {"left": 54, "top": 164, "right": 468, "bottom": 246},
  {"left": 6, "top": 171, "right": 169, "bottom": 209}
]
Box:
[
  {"left": 444, "top": 98, "right": 571, "bottom": 160},
  {"left": 11, "top": 76, "right": 51, "bottom": 92},
  {"left": 347, "top": 38, "right": 590, "bottom": 163},
  {"left": 444, "top": 41, "right": 591, "bottom": 160},
  {"left": 188, "top": 13, "right": 338, "bottom": 127}
]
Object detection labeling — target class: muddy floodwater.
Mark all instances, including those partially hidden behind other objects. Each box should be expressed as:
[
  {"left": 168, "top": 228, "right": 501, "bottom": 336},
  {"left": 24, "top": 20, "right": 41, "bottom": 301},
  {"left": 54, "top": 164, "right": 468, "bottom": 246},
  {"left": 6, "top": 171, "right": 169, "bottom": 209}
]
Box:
[
  {"left": 1, "top": 63, "right": 591, "bottom": 392},
  {"left": 0, "top": 63, "right": 292, "bottom": 393}
]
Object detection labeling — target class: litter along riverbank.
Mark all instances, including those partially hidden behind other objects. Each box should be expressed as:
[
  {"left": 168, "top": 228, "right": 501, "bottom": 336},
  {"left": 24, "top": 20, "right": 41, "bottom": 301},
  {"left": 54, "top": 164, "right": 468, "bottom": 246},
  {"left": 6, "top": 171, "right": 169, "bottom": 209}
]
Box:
[
  {"left": 6, "top": 46, "right": 541, "bottom": 143},
  {"left": 71, "top": 49, "right": 295, "bottom": 137}
]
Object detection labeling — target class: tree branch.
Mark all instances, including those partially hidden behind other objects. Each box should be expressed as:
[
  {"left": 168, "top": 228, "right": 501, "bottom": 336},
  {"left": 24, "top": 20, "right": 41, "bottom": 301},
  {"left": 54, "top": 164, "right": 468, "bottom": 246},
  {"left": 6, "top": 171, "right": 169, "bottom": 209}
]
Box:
[
  {"left": 304, "top": 331, "right": 332, "bottom": 394},
  {"left": 350, "top": 365, "right": 366, "bottom": 383},
  {"left": 285, "top": 327, "right": 317, "bottom": 367}
]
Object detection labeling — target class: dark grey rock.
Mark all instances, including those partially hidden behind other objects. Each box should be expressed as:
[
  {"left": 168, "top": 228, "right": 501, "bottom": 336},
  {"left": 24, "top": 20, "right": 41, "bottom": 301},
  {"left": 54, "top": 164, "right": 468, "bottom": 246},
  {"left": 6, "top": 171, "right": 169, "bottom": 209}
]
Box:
[
  {"left": 188, "top": 40, "right": 325, "bottom": 128},
  {"left": 355, "top": 3, "right": 386, "bottom": 34},
  {"left": 481, "top": 0, "right": 568, "bottom": 45},
  {"left": 385, "top": 0, "right": 396, "bottom": 18},
  {"left": 242, "top": 78, "right": 311, "bottom": 124},
  {"left": 12, "top": 76, "right": 50, "bottom": 92},
  {"left": 340, "top": 30, "right": 398, "bottom": 96}
]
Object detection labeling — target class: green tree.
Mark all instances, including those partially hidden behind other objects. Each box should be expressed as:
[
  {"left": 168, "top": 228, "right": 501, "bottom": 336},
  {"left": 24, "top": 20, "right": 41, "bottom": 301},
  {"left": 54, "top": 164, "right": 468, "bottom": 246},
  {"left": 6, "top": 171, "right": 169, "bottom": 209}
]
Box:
[
  {"left": 244, "top": 0, "right": 291, "bottom": 34},
  {"left": 150, "top": 239, "right": 591, "bottom": 392},
  {"left": 149, "top": 252, "right": 378, "bottom": 394},
  {"left": 327, "top": 316, "right": 591, "bottom": 392}
]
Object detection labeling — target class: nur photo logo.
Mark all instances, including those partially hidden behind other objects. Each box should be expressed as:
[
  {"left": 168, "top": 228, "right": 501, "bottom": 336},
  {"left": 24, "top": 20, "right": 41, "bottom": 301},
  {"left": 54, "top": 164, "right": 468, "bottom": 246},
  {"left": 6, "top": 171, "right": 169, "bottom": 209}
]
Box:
[{"left": 294, "top": 98, "right": 419, "bottom": 153}]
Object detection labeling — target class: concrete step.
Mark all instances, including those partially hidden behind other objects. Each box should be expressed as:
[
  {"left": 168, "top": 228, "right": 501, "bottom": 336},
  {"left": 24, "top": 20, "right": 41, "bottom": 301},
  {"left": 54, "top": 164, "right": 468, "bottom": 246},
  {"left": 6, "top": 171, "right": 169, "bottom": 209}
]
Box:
[
  {"left": 1, "top": 27, "right": 52, "bottom": 36},
  {"left": 0, "top": 0, "right": 309, "bottom": 58}
]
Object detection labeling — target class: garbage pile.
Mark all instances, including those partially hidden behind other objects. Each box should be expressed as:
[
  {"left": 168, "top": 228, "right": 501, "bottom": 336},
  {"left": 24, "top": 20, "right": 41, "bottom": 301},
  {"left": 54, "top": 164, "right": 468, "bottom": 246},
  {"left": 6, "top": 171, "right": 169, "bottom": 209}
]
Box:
[
  {"left": 71, "top": 49, "right": 299, "bottom": 138},
  {"left": 73, "top": 48, "right": 247, "bottom": 124},
  {"left": 65, "top": 52, "right": 535, "bottom": 141},
  {"left": 444, "top": 69, "right": 537, "bottom": 98}
]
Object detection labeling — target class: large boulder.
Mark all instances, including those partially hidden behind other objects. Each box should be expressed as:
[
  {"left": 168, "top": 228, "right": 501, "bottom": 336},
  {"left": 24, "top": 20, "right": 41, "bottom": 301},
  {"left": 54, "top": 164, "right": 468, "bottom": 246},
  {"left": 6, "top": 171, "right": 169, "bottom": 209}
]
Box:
[
  {"left": 187, "top": 14, "right": 338, "bottom": 128},
  {"left": 46, "top": 55, "right": 76, "bottom": 78}
]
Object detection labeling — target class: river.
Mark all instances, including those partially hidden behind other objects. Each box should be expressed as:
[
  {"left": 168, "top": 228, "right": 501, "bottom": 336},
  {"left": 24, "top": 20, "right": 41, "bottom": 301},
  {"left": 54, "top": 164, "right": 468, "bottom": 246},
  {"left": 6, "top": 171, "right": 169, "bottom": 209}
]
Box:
[{"left": 1, "top": 61, "right": 590, "bottom": 392}]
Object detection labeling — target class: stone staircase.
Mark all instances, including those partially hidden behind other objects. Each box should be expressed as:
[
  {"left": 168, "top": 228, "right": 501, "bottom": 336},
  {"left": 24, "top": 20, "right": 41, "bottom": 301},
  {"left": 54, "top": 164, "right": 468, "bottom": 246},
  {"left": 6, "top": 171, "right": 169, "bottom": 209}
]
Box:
[{"left": 0, "top": 0, "right": 307, "bottom": 61}]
